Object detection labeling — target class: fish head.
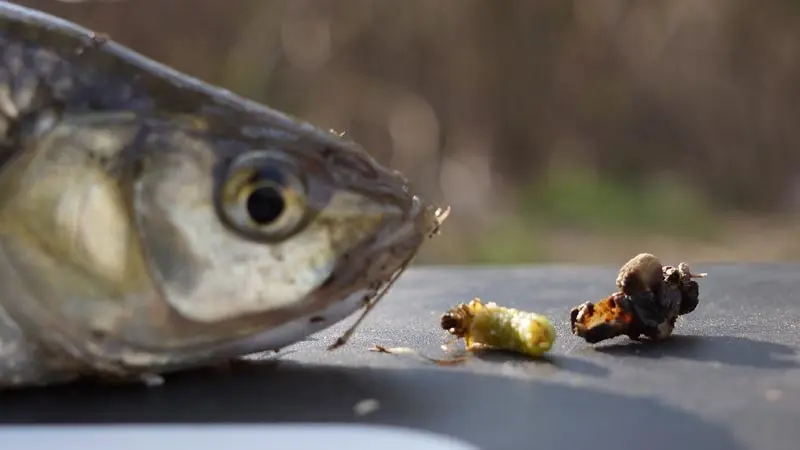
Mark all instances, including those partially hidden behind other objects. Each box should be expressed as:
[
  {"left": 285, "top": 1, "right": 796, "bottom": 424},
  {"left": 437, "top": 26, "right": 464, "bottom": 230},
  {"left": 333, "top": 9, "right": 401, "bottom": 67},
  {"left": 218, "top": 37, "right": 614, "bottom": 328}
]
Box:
[
  {"left": 0, "top": 110, "right": 448, "bottom": 366},
  {"left": 128, "top": 115, "right": 449, "bottom": 352},
  {"left": 0, "top": 4, "right": 448, "bottom": 380}
]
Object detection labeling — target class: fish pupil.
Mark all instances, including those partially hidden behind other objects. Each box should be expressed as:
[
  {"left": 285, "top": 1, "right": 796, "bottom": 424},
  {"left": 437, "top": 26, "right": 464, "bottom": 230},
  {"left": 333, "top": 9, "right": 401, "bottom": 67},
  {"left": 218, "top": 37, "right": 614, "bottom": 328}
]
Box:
[{"left": 246, "top": 186, "right": 285, "bottom": 225}]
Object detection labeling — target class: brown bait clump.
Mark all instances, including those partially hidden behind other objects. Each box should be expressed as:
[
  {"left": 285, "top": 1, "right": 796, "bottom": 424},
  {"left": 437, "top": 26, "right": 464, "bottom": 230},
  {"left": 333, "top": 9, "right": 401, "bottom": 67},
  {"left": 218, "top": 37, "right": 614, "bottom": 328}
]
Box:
[{"left": 569, "top": 253, "right": 706, "bottom": 344}]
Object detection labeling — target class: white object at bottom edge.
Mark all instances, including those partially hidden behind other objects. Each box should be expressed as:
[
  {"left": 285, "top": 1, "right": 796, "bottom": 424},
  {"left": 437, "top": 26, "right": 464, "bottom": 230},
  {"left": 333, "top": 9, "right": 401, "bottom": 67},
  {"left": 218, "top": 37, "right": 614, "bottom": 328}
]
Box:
[{"left": 0, "top": 423, "right": 481, "bottom": 450}]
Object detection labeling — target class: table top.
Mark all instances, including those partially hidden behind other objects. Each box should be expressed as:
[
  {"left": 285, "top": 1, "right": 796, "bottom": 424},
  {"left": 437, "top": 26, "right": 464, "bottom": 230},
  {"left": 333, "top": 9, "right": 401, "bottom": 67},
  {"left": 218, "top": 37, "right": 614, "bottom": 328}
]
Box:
[{"left": 1, "top": 263, "right": 799, "bottom": 450}]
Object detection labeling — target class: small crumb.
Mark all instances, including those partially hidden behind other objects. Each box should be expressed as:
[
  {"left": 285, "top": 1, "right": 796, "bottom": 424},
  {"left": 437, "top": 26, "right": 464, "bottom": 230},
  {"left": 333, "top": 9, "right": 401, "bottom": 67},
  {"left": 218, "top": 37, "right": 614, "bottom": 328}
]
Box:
[
  {"left": 765, "top": 388, "right": 782, "bottom": 402},
  {"left": 353, "top": 398, "right": 380, "bottom": 416},
  {"left": 140, "top": 373, "right": 165, "bottom": 387}
]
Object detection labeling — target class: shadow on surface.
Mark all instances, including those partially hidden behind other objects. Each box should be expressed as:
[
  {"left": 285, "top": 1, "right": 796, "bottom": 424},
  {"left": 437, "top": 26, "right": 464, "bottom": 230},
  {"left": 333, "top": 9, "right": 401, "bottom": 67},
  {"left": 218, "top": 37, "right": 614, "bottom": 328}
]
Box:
[
  {"left": 594, "top": 335, "right": 798, "bottom": 369},
  {"left": 0, "top": 362, "right": 742, "bottom": 450},
  {"left": 472, "top": 349, "right": 611, "bottom": 378}
]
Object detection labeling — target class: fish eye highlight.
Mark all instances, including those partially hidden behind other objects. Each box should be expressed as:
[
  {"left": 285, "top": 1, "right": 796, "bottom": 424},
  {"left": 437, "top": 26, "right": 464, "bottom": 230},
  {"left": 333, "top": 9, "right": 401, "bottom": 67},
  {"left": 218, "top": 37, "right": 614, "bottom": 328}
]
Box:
[{"left": 219, "top": 152, "right": 310, "bottom": 241}]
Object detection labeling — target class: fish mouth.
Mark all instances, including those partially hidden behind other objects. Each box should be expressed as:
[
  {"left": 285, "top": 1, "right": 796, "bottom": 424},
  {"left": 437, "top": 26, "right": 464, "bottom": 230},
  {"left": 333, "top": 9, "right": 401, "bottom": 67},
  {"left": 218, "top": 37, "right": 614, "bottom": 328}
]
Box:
[
  {"left": 312, "top": 196, "right": 450, "bottom": 350},
  {"left": 324, "top": 195, "right": 448, "bottom": 296}
]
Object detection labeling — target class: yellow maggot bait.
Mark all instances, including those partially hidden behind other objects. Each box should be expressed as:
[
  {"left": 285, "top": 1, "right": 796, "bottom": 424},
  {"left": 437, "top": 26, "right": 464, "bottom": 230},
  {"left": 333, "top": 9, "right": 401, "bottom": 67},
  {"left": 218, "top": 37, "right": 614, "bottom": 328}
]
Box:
[{"left": 441, "top": 297, "right": 556, "bottom": 357}]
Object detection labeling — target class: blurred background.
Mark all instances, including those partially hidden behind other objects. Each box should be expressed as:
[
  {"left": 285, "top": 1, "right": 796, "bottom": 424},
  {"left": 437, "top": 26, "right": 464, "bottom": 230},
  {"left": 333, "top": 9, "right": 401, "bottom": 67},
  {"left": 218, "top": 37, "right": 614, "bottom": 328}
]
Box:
[{"left": 19, "top": 0, "right": 800, "bottom": 265}]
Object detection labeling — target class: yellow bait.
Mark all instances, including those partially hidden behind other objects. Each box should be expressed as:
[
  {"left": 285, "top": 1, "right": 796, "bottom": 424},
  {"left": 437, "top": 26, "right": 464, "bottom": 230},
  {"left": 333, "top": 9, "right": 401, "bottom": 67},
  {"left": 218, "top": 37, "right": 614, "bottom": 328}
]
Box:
[{"left": 441, "top": 297, "right": 556, "bottom": 357}]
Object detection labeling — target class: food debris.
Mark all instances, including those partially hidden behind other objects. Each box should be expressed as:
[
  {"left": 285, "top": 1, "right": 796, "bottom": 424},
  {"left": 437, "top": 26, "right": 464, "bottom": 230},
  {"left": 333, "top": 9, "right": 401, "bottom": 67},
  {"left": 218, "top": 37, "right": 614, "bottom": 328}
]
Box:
[
  {"left": 370, "top": 344, "right": 470, "bottom": 365},
  {"left": 140, "top": 373, "right": 165, "bottom": 388},
  {"left": 441, "top": 297, "right": 556, "bottom": 358},
  {"left": 353, "top": 398, "right": 381, "bottom": 416},
  {"left": 570, "top": 253, "right": 707, "bottom": 344}
]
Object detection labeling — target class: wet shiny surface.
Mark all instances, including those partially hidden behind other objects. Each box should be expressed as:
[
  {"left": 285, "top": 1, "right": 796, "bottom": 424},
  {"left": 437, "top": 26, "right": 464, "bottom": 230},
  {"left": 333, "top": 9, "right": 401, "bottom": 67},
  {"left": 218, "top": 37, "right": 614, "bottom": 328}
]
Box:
[{"left": 1, "top": 264, "right": 799, "bottom": 450}]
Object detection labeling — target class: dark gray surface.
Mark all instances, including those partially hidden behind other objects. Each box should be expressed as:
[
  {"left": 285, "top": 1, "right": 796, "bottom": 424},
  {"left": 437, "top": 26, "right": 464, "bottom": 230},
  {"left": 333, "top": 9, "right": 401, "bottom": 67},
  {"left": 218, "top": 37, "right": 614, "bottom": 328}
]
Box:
[{"left": 1, "top": 264, "right": 799, "bottom": 450}]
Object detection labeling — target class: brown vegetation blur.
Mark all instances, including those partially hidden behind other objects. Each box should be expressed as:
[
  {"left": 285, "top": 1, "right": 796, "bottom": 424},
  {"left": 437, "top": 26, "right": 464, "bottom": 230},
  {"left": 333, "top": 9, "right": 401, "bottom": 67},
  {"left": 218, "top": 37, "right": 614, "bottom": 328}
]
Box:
[{"left": 18, "top": 0, "right": 800, "bottom": 264}]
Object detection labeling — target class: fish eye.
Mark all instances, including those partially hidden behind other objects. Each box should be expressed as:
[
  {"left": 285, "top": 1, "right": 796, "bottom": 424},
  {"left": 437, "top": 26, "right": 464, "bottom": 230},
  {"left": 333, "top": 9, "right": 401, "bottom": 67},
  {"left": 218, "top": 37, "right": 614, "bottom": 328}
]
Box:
[
  {"left": 246, "top": 182, "right": 285, "bottom": 225},
  {"left": 219, "top": 152, "right": 310, "bottom": 241}
]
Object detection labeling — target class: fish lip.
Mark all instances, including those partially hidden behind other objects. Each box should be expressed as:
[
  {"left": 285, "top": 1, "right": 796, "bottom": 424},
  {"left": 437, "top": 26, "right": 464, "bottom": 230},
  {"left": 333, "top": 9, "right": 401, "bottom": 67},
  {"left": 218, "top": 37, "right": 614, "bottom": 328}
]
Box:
[{"left": 315, "top": 192, "right": 441, "bottom": 298}]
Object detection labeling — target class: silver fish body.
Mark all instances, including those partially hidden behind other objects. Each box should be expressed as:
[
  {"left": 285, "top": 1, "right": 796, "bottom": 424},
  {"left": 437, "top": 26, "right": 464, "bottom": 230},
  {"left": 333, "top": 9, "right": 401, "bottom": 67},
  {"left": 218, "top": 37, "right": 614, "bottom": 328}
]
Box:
[{"left": 0, "top": 3, "right": 445, "bottom": 389}]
